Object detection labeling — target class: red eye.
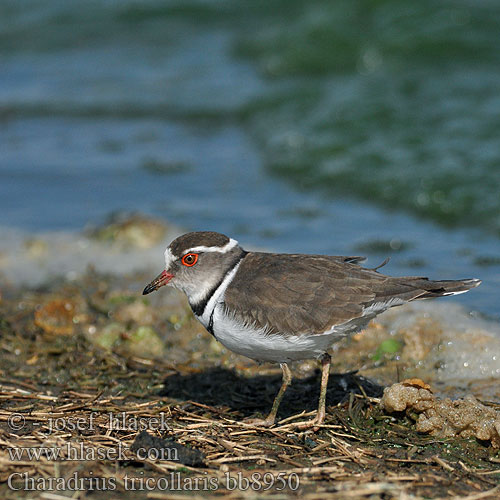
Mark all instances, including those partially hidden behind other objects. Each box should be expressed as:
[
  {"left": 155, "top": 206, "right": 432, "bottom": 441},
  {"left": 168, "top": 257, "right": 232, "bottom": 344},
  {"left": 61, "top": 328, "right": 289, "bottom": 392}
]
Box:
[{"left": 181, "top": 253, "right": 198, "bottom": 267}]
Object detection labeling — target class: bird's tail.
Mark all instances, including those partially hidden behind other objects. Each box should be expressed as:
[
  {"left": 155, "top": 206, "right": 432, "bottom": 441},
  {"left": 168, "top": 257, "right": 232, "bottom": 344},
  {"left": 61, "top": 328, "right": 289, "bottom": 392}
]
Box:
[{"left": 411, "top": 278, "right": 481, "bottom": 299}]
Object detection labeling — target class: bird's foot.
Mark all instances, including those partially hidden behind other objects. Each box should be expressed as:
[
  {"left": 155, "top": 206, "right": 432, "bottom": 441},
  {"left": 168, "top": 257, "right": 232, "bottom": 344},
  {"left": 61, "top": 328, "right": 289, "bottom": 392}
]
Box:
[
  {"left": 242, "top": 416, "right": 276, "bottom": 427},
  {"left": 289, "top": 412, "right": 325, "bottom": 432}
]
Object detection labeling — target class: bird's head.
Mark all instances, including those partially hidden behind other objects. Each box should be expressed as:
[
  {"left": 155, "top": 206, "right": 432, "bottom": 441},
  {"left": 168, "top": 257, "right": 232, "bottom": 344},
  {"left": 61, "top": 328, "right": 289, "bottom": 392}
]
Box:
[{"left": 143, "top": 231, "right": 244, "bottom": 306}]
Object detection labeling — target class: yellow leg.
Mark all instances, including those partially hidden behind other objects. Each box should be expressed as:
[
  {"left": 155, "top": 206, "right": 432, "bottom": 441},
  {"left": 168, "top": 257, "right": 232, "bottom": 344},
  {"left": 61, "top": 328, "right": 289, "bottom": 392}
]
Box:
[
  {"left": 296, "top": 352, "right": 331, "bottom": 430},
  {"left": 315, "top": 352, "right": 331, "bottom": 425},
  {"left": 245, "top": 363, "right": 292, "bottom": 427}
]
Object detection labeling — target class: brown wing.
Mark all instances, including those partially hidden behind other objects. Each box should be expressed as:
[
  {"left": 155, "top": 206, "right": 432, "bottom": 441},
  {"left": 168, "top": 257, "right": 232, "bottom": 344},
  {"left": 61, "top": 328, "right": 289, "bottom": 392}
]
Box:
[
  {"left": 223, "top": 252, "right": 479, "bottom": 336},
  {"left": 223, "top": 252, "right": 379, "bottom": 335}
]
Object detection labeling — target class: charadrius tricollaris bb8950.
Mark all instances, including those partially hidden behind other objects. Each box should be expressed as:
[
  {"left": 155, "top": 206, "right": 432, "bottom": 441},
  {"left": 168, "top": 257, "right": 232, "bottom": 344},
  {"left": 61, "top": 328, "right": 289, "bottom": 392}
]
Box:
[{"left": 143, "top": 232, "right": 481, "bottom": 427}]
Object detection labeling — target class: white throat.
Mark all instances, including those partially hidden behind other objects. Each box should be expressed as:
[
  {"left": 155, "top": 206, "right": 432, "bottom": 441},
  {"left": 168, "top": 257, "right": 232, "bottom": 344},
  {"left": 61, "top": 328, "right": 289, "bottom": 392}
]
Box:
[
  {"left": 198, "top": 261, "right": 242, "bottom": 327},
  {"left": 176, "top": 275, "right": 220, "bottom": 307}
]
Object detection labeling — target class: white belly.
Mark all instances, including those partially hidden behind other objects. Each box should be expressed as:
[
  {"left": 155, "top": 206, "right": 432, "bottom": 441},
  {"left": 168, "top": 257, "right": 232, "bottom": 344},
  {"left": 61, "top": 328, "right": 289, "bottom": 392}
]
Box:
[{"left": 205, "top": 305, "right": 360, "bottom": 363}]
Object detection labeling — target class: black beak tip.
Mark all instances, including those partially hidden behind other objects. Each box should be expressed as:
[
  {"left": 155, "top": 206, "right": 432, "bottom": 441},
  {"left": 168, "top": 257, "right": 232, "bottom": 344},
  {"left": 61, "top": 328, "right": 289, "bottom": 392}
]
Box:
[{"left": 142, "top": 285, "right": 154, "bottom": 295}]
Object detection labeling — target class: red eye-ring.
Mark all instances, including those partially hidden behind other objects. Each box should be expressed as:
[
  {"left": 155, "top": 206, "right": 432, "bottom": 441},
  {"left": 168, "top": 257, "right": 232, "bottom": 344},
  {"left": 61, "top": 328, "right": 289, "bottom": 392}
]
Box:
[{"left": 181, "top": 253, "right": 198, "bottom": 267}]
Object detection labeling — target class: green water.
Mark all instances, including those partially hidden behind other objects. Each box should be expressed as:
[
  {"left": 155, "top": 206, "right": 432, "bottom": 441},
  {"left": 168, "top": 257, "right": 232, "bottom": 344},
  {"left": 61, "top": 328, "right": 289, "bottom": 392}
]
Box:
[
  {"left": 1, "top": 0, "right": 499, "bottom": 314},
  {"left": 232, "top": 0, "right": 500, "bottom": 233}
]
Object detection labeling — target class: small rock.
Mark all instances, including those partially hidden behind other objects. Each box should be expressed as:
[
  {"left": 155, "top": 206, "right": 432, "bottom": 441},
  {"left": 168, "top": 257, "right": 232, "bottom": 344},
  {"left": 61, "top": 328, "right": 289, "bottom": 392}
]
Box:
[
  {"left": 90, "top": 322, "right": 124, "bottom": 350},
  {"left": 88, "top": 213, "right": 167, "bottom": 249},
  {"left": 34, "top": 299, "right": 76, "bottom": 336},
  {"left": 114, "top": 300, "right": 155, "bottom": 325},
  {"left": 124, "top": 326, "right": 165, "bottom": 358}
]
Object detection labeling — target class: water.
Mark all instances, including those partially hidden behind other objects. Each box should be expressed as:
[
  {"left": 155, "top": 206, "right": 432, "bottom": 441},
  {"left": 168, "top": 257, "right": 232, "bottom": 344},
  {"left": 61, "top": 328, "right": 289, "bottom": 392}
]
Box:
[{"left": 1, "top": 0, "right": 500, "bottom": 317}]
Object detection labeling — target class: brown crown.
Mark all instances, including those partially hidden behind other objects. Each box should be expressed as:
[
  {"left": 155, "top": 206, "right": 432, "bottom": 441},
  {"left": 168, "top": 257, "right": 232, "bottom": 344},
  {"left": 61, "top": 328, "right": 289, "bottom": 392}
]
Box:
[{"left": 169, "top": 231, "right": 230, "bottom": 256}]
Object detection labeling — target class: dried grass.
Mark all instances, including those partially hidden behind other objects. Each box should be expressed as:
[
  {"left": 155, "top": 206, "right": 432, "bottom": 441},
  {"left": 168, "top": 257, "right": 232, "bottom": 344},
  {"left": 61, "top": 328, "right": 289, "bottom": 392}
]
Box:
[{"left": 0, "top": 273, "right": 499, "bottom": 499}]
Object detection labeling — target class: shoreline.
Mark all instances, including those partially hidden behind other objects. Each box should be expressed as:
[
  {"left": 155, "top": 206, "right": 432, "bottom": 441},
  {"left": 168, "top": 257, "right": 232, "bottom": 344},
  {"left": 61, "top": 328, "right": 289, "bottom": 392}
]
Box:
[{"left": 1, "top": 216, "right": 498, "bottom": 400}]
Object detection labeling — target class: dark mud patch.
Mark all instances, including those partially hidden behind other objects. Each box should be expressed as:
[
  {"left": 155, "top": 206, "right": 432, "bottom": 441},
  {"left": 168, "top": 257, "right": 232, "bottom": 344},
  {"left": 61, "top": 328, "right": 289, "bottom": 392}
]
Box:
[{"left": 130, "top": 430, "right": 205, "bottom": 467}]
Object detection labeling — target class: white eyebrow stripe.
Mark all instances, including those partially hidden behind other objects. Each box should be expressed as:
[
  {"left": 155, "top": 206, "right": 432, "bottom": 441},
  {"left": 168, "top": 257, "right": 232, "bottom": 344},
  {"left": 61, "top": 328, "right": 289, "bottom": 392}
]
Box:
[{"left": 182, "top": 238, "right": 239, "bottom": 255}]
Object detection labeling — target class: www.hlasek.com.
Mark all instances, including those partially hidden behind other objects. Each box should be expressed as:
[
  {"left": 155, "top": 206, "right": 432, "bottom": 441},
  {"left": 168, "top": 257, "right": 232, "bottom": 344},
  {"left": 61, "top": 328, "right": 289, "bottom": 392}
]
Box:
[
  {"left": 8, "top": 442, "right": 130, "bottom": 462},
  {"left": 9, "top": 441, "right": 196, "bottom": 462},
  {"left": 9, "top": 472, "right": 300, "bottom": 492}
]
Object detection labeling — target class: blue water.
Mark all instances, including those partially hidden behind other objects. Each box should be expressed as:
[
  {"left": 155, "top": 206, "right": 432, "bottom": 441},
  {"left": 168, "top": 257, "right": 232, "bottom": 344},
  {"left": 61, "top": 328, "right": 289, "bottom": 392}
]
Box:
[{"left": 1, "top": 0, "right": 499, "bottom": 316}]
